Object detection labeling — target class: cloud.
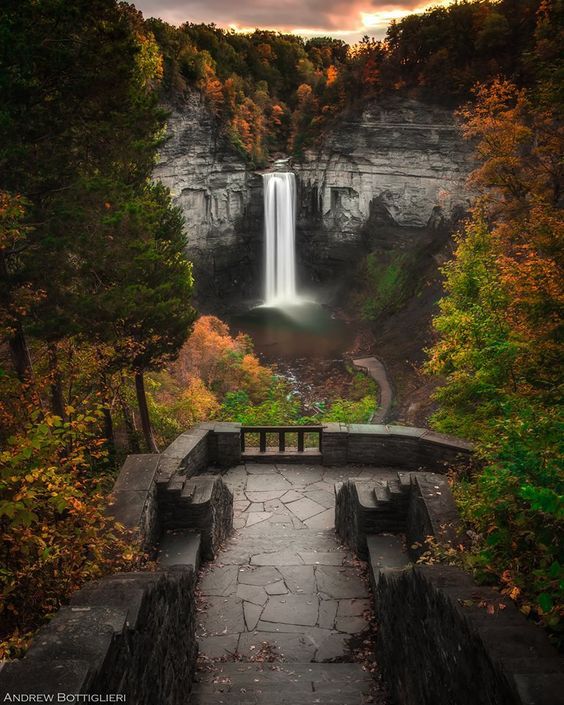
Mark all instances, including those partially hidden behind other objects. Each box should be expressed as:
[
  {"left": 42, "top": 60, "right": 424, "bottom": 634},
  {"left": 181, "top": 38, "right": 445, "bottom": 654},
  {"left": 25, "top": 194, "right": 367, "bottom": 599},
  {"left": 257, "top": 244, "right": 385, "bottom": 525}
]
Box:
[{"left": 134, "top": 0, "right": 451, "bottom": 42}]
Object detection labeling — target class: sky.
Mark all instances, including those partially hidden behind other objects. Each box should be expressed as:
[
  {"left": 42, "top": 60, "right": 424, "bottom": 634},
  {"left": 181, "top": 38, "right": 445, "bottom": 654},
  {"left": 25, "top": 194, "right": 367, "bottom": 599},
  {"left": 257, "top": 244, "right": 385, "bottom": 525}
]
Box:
[{"left": 134, "top": 0, "right": 454, "bottom": 44}]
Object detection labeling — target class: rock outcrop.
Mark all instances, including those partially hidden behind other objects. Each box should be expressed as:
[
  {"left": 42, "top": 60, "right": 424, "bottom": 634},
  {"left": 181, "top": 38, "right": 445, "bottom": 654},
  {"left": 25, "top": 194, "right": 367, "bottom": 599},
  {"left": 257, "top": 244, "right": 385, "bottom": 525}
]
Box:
[
  {"left": 294, "top": 99, "right": 473, "bottom": 291},
  {"left": 153, "top": 93, "right": 262, "bottom": 307},
  {"left": 154, "top": 94, "right": 473, "bottom": 309}
]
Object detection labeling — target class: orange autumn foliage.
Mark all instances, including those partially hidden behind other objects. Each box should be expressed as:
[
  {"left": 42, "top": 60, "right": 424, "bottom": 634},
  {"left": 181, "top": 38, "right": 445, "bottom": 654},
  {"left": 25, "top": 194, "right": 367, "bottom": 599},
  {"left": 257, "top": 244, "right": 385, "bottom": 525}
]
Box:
[{"left": 170, "top": 315, "right": 272, "bottom": 402}]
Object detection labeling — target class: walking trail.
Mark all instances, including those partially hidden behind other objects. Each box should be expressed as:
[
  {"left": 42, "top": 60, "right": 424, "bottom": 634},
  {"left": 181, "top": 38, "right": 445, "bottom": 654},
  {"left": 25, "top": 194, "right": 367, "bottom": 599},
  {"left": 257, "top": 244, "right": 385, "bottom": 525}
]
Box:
[{"left": 180, "top": 462, "right": 401, "bottom": 705}]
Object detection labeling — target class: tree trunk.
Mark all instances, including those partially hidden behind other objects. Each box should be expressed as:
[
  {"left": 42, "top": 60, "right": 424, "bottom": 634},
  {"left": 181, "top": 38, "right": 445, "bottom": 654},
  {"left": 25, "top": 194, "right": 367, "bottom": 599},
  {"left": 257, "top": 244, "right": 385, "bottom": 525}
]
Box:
[
  {"left": 0, "top": 250, "right": 33, "bottom": 382},
  {"left": 48, "top": 342, "right": 65, "bottom": 419},
  {"left": 8, "top": 323, "right": 34, "bottom": 383},
  {"left": 102, "top": 406, "right": 117, "bottom": 463},
  {"left": 134, "top": 370, "right": 159, "bottom": 453},
  {"left": 117, "top": 387, "right": 140, "bottom": 454}
]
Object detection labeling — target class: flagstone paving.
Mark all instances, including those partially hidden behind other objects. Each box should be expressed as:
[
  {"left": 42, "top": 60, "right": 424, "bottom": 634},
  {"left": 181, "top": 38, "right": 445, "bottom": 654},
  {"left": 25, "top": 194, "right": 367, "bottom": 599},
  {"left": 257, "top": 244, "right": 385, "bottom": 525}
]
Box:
[{"left": 196, "top": 462, "right": 399, "bottom": 663}]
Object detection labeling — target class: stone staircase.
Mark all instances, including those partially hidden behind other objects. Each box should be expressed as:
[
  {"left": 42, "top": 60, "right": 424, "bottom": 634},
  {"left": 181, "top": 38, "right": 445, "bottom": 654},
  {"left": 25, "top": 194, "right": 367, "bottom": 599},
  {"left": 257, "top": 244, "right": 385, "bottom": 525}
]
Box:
[
  {"left": 335, "top": 471, "right": 412, "bottom": 557},
  {"left": 190, "top": 663, "right": 376, "bottom": 705},
  {"left": 155, "top": 471, "right": 233, "bottom": 560}
]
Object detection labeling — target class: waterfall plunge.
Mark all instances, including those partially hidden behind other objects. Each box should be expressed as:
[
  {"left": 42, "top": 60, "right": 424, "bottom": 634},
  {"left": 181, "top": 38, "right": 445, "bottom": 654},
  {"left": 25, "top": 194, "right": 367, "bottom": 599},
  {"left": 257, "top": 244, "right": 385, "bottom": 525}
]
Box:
[{"left": 263, "top": 172, "right": 300, "bottom": 307}]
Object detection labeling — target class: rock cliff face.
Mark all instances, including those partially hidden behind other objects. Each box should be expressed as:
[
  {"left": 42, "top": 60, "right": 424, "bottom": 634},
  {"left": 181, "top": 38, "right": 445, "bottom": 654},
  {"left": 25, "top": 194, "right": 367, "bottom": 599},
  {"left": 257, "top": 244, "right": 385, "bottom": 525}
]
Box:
[
  {"left": 153, "top": 93, "right": 262, "bottom": 308},
  {"left": 154, "top": 94, "right": 473, "bottom": 309},
  {"left": 293, "top": 99, "right": 473, "bottom": 292}
]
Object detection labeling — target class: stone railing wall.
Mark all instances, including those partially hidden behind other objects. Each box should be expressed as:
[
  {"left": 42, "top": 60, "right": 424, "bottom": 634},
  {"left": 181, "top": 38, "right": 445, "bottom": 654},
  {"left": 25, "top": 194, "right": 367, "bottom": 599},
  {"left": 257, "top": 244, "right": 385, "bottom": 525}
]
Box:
[
  {"left": 323, "top": 423, "right": 473, "bottom": 470},
  {"left": 157, "top": 473, "right": 233, "bottom": 560},
  {"left": 0, "top": 423, "right": 238, "bottom": 700},
  {"left": 107, "top": 422, "right": 238, "bottom": 551},
  {"left": 335, "top": 472, "right": 564, "bottom": 705},
  {"left": 0, "top": 568, "right": 198, "bottom": 704},
  {"left": 376, "top": 565, "right": 563, "bottom": 705}
]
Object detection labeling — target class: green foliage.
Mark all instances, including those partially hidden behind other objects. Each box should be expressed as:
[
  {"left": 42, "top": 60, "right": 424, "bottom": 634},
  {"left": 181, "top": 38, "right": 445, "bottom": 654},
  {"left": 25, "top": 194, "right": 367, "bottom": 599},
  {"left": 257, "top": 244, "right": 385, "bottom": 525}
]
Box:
[
  {"left": 318, "top": 395, "right": 375, "bottom": 424},
  {"left": 453, "top": 401, "right": 563, "bottom": 637},
  {"left": 427, "top": 217, "right": 520, "bottom": 438},
  {"left": 219, "top": 379, "right": 303, "bottom": 426},
  {"left": 361, "top": 252, "right": 416, "bottom": 321}
]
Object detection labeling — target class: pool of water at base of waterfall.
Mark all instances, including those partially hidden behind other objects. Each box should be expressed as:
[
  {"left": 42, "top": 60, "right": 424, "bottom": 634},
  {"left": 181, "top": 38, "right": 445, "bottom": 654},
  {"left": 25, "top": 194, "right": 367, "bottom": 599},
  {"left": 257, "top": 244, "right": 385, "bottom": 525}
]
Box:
[{"left": 228, "top": 302, "right": 358, "bottom": 410}]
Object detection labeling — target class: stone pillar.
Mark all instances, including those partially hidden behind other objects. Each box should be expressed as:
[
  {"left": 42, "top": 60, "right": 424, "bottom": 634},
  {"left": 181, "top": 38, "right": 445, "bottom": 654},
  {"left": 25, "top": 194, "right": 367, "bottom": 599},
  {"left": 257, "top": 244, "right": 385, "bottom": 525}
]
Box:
[
  {"left": 212, "top": 422, "right": 242, "bottom": 467},
  {"left": 321, "top": 423, "right": 348, "bottom": 465}
]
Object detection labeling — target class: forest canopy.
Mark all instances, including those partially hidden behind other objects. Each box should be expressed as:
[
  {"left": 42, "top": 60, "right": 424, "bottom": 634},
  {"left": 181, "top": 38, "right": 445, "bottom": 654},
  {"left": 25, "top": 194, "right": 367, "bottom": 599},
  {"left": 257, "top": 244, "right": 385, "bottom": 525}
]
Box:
[
  {"left": 147, "top": 0, "right": 544, "bottom": 163},
  {"left": 0, "top": 0, "right": 562, "bottom": 655}
]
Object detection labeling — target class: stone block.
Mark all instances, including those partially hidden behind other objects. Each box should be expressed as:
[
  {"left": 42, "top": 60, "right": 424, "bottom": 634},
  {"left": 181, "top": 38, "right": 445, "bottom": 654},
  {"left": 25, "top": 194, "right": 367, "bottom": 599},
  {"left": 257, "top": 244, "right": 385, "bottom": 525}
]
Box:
[
  {"left": 112, "top": 454, "right": 160, "bottom": 493},
  {"left": 375, "top": 565, "right": 564, "bottom": 705},
  {"left": 0, "top": 659, "right": 92, "bottom": 694}
]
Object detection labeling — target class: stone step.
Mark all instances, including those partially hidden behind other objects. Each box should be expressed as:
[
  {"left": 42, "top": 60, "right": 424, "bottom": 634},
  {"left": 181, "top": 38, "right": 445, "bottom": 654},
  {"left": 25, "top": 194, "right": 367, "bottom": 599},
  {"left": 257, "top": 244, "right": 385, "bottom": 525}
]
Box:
[
  {"left": 166, "top": 474, "right": 185, "bottom": 495},
  {"left": 387, "top": 480, "right": 408, "bottom": 500},
  {"left": 366, "top": 534, "right": 410, "bottom": 588},
  {"left": 373, "top": 483, "right": 391, "bottom": 503},
  {"left": 243, "top": 451, "right": 323, "bottom": 465},
  {"left": 157, "top": 530, "right": 201, "bottom": 570},
  {"left": 397, "top": 472, "right": 412, "bottom": 491},
  {"left": 191, "top": 663, "right": 373, "bottom": 705}
]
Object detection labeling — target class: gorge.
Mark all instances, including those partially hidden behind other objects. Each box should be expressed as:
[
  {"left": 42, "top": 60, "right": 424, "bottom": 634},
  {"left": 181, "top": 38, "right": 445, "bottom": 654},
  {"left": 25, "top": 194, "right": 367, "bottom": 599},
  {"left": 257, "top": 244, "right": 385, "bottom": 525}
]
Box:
[
  {"left": 154, "top": 95, "right": 473, "bottom": 310},
  {"left": 2, "top": 1, "right": 562, "bottom": 701},
  {"left": 153, "top": 94, "right": 475, "bottom": 423}
]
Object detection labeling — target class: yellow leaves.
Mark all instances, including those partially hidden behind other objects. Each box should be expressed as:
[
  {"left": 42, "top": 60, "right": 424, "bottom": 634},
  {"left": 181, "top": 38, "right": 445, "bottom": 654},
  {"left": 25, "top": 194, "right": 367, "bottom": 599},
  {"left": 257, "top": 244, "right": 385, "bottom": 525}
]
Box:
[{"left": 508, "top": 586, "right": 521, "bottom": 601}]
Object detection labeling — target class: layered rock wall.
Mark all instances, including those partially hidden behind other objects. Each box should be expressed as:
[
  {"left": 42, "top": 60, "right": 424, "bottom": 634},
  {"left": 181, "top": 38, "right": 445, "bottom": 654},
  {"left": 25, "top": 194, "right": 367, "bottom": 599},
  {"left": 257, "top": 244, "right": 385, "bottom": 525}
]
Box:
[
  {"left": 295, "top": 99, "right": 472, "bottom": 233},
  {"left": 154, "top": 95, "right": 473, "bottom": 307},
  {"left": 153, "top": 94, "right": 262, "bottom": 305}
]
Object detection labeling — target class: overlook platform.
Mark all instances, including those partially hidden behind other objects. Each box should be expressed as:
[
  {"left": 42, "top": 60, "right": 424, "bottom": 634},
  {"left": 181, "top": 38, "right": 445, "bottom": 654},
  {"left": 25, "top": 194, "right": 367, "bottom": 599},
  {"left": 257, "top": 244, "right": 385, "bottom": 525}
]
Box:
[{"left": 2, "top": 425, "right": 561, "bottom": 705}]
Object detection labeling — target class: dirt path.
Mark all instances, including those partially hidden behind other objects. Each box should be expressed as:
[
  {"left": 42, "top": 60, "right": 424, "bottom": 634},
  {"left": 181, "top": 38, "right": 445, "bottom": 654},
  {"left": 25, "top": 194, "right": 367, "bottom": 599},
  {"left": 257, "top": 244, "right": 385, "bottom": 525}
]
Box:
[{"left": 352, "top": 357, "right": 393, "bottom": 423}]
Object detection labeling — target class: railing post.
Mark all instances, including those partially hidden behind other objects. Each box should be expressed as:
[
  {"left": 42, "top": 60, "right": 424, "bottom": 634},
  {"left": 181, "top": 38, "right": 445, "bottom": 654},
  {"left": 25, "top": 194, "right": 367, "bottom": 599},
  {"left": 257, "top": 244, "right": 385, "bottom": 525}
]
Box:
[
  {"left": 278, "top": 431, "right": 285, "bottom": 452},
  {"left": 260, "top": 431, "right": 267, "bottom": 453},
  {"left": 298, "top": 430, "right": 304, "bottom": 452},
  {"left": 241, "top": 430, "right": 246, "bottom": 453},
  {"left": 318, "top": 429, "right": 322, "bottom": 452}
]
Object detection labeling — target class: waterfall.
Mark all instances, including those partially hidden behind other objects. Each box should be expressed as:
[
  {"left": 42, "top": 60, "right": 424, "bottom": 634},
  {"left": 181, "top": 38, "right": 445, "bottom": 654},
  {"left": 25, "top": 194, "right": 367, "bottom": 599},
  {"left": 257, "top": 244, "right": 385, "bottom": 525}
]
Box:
[{"left": 263, "top": 172, "right": 299, "bottom": 307}]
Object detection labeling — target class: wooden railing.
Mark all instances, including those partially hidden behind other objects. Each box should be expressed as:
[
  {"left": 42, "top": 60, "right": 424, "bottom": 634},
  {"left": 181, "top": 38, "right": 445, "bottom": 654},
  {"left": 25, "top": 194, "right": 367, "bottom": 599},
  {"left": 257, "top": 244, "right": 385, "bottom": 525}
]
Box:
[{"left": 241, "top": 425, "right": 323, "bottom": 453}]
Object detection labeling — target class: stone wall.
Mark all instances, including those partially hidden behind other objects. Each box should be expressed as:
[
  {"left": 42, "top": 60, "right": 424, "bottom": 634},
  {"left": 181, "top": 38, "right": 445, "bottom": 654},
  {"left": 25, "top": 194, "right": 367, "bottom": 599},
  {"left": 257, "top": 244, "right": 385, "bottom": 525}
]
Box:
[
  {"left": 333, "top": 463, "right": 564, "bottom": 705},
  {"left": 323, "top": 424, "right": 473, "bottom": 470},
  {"left": 0, "top": 422, "right": 241, "bottom": 701},
  {"left": 157, "top": 474, "right": 233, "bottom": 560},
  {"left": 108, "top": 422, "right": 239, "bottom": 550},
  {"left": 106, "top": 454, "right": 161, "bottom": 548},
  {"left": 376, "top": 565, "right": 564, "bottom": 705},
  {"left": 0, "top": 568, "right": 198, "bottom": 704},
  {"left": 406, "top": 471, "right": 460, "bottom": 560}
]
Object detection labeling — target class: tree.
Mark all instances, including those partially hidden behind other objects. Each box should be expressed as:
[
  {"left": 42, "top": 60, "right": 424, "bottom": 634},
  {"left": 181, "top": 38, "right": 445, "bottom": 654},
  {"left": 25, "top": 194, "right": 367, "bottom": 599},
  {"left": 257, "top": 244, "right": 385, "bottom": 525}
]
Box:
[
  {"left": 0, "top": 192, "right": 36, "bottom": 382},
  {"left": 74, "top": 181, "right": 196, "bottom": 452},
  {"left": 426, "top": 77, "right": 563, "bottom": 632},
  {"left": 0, "top": 0, "right": 166, "bottom": 407}
]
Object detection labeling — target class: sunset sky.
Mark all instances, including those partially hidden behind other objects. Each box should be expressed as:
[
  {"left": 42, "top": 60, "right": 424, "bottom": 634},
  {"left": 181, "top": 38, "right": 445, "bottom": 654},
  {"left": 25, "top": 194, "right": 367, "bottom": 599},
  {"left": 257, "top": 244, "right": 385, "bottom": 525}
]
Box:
[{"left": 135, "top": 0, "right": 454, "bottom": 43}]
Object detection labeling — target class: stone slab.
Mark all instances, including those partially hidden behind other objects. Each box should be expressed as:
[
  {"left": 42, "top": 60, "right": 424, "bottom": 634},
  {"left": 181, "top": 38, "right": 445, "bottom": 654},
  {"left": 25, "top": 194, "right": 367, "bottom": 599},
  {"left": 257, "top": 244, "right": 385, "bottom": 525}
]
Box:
[
  {"left": 158, "top": 530, "right": 201, "bottom": 571},
  {"left": 286, "top": 497, "right": 327, "bottom": 521},
  {"left": 305, "top": 508, "right": 335, "bottom": 529},
  {"left": 200, "top": 565, "right": 239, "bottom": 596},
  {"left": 316, "top": 566, "right": 370, "bottom": 599},
  {"left": 246, "top": 475, "right": 293, "bottom": 492},
  {"left": 261, "top": 595, "right": 320, "bottom": 627}
]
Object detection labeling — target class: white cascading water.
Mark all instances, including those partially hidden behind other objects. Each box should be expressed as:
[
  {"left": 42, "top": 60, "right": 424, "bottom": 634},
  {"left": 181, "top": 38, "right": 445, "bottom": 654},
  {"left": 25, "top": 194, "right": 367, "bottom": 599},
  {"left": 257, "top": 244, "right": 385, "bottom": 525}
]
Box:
[{"left": 263, "top": 172, "right": 299, "bottom": 307}]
